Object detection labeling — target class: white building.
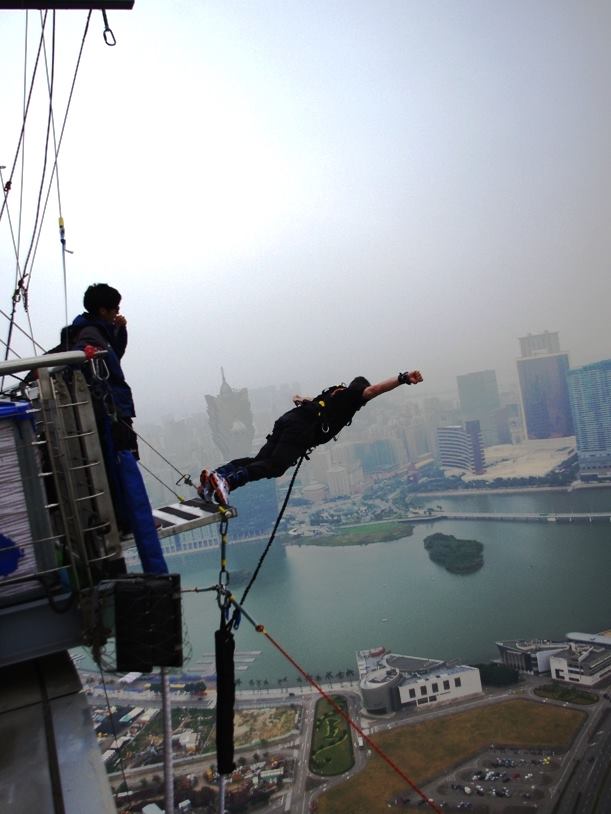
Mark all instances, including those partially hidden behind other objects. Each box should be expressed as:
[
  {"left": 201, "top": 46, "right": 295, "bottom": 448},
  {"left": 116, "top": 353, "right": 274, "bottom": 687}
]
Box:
[
  {"left": 495, "top": 639, "right": 567, "bottom": 674},
  {"left": 496, "top": 631, "right": 611, "bottom": 679},
  {"left": 357, "top": 648, "right": 482, "bottom": 714},
  {"left": 549, "top": 644, "right": 611, "bottom": 686}
]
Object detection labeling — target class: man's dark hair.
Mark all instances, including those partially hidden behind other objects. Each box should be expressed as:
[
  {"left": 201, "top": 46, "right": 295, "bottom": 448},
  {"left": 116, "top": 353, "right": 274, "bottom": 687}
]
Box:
[
  {"left": 83, "top": 283, "right": 121, "bottom": 314},
  {"left": 348, "top": 376, "right": 370, "bottom": 391}
]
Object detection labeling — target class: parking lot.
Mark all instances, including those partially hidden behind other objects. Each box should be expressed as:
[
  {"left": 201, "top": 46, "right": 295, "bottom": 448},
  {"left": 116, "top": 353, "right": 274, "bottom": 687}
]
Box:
[{"left": 427, "top": 746, "right": 562, "bottom": 811}]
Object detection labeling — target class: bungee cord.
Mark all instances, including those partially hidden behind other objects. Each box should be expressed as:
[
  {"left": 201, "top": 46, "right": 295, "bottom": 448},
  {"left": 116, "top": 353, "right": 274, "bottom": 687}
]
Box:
[
  {"left": 233, "top": 454, "right": 305, "bottom": 611},
  {"left": 201, "top": 582, "right": 444, "bottom": 814}
]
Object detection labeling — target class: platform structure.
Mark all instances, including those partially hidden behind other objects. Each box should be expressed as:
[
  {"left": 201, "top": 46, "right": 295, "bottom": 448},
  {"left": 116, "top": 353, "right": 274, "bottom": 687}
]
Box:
[
  {"left": 0, "top": 349, "right": 228, "bottom": 814},
  {"left": 152, "top": 498, "right": 237, "bottom": 539},
  {"left": 0, "top": 652, "right": 116, "bottom": 814}
]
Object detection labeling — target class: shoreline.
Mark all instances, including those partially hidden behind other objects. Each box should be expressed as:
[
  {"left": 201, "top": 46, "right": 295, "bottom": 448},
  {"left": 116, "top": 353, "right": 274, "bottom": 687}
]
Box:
[{"left": 415, "top": 482, "right": 611, "bottom": 498}]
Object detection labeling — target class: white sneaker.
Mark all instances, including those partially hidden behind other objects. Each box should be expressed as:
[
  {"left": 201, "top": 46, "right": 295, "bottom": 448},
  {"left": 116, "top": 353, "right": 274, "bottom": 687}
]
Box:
[
  {"left": 197, "top": 469, "right": 214, "bottom": 502},
  {"left": 209, "top": 471, "right": 230, "bottom": 507}
]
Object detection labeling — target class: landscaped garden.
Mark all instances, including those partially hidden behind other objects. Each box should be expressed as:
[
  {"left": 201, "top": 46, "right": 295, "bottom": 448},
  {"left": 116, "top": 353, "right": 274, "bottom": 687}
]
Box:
[{"left": 309, "top": 695, "right": 355, "bottom": 776}]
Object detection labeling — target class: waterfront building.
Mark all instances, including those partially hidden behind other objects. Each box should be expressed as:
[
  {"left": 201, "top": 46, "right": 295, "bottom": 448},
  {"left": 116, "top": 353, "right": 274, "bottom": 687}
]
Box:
[
  {"left": 457, "top": 369, "right": 508, "bottom": 446},
  {"left": 495, "top": 639, "right": 567, "bottom": 674},
  {"left": 356, "top": 648, "right": 482, "bottom": 714},
  {"left": 437, "top": 421, "right": 485, "bottom": 474},
  {"left": 549, "top": 644, "right": 611, "bottom": 687},
  {"left": 567, "top": 359, "right": 611, "bottom": 481},
  {"left": 517, "top": 333, "right": 573, "bottom": 439}
]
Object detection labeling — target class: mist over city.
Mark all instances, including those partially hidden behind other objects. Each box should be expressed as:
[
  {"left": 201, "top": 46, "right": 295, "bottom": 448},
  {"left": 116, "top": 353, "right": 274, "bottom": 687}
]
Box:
[
  {"left": 1, "top": 0, "right": 610, "bottom": 422},
  {"left": 1, "top": 4, "right": 611, "bottom": 814}
]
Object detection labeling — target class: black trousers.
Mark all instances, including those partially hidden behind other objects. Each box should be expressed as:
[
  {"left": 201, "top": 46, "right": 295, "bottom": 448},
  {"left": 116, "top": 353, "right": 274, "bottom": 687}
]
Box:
[{"left": 221, "top": 414, "right": 315, "bottom": 485}]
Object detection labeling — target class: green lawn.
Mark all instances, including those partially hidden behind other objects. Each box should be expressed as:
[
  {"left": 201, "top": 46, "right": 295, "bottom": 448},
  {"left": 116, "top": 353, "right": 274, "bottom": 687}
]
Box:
[
  {"left": 299, "top": 521, "right": 414, "bottom": 547},
  {"left": 534, "top": 682, "right": 599, "bottom": 705},
  {"left": 317, "top": 699, "right": 585, "bottom": 814}
]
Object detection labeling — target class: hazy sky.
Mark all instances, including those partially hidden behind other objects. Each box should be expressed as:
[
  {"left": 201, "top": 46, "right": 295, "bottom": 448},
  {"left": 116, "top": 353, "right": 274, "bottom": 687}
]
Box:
[{"left": 1, "top": 1, "right": 610, "bottom": 421}]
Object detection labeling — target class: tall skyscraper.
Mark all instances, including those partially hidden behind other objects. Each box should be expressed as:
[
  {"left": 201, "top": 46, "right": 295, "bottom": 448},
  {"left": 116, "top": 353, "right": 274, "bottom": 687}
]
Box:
[
  {"left": 457, "top": 369, "right": 506, "bottom": 446},
  {"left": 517, "top": 333, "right": 574, "bottom": 439},
  {"left": 519, "top": 331, "right": 560, "bottom": 358},
  {"left": 205, "top": 371, "right": 278, "bottom": 536},
  {"left": 205, "top": 368, "right": 255, "bottom": 460},
  {"left": 567, "top": 359, "right": 611, "bottom": 481}
]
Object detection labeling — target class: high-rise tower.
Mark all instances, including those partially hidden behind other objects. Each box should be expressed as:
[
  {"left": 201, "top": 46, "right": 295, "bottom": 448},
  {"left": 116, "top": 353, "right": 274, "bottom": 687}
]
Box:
[
  {"left": 567, "top": 359, "right": 611, "bottom": 481},
  {"left": 517, "top": 332, "right": 573, "bottom": 439},
  {"left": 457, "top": 369, "right": 506, "bottom": 446},
  {"left": 205, "top": 370, "right": 277, "bottom": 535}
]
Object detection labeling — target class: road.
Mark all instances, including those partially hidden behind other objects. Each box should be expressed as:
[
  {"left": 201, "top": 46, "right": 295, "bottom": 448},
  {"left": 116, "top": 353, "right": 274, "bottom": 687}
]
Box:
[
  {"left": 547, "top": 704, "right": 611, "bottom": 814},
  {"left": 92, "top": 675, "right": 610, "bottom": 814}
]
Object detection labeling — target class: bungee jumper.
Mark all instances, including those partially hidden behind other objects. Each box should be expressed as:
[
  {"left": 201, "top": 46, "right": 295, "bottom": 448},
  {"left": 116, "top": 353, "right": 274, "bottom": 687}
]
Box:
[{"left": 199, "top": 369, "right": 424, "bottom": 506}]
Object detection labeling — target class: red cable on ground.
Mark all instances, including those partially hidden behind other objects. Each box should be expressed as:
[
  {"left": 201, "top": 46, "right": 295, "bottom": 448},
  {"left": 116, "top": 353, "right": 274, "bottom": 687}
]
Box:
[{"left": 257, "top": 624, "right": 443, "bottom": 814}]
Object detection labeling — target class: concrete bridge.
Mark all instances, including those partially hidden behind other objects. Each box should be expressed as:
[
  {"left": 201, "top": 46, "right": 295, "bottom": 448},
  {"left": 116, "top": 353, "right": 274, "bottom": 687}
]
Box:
[{"left": 404, "top": 511, "right": 611, "bottom": 524}]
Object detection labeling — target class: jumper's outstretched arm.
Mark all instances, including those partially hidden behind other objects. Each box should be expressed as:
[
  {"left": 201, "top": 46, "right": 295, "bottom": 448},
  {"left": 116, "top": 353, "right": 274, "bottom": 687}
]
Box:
[{"left": 363, "top": 370, "right": 423, "bottom": 402}]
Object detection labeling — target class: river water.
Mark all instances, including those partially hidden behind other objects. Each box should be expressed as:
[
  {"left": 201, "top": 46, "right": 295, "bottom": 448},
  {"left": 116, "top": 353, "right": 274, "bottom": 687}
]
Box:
[{"left": 175, "top": 487, "right": 611, "bottom": 686}]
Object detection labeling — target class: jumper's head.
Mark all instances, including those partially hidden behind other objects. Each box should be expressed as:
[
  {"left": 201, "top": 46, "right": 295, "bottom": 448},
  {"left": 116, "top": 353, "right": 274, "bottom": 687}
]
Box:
[{"left": 348, "top": 376, "right": 370, "bottom": 392}]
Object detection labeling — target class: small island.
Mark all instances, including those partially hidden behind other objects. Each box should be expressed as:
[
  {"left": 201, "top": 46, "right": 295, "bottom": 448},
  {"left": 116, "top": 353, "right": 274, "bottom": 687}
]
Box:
[{"left": 424, "top": 532, "right": 484, "bottom": 574}]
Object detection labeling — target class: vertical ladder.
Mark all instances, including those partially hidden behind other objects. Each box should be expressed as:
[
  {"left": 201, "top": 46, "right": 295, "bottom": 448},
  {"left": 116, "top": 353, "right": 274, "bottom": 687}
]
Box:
[{"left": 31, "top": 365, "right": 122, "bottom": 592}]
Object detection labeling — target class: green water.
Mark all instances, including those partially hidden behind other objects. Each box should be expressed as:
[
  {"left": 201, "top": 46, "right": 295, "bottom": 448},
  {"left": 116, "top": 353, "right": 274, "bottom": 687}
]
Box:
[{"left": 175, "top": 487, "right": 611, "bottom": 686}]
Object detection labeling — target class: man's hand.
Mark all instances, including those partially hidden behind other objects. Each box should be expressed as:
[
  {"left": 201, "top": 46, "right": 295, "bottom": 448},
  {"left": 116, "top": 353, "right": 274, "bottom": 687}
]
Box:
[
  {"left": 407, "top": 370, "right": 423, "bottom": 385},
  {"left": 114, "top": 314, "right": 127, "bottom": 328}
]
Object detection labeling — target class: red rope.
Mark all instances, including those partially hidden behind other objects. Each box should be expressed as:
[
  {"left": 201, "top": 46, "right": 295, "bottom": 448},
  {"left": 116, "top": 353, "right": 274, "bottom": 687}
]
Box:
[{"left": 257, "top": 624, "right": 442, "bottom": 814}]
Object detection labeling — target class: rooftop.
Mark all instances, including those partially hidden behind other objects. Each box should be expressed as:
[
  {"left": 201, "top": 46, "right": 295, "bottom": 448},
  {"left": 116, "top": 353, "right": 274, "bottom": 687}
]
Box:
[
  {"left": 465, "top": 437, "right": 576, "bottom": 481},
  {"left": 496, "top": 639, "right": 567, "bottom": 653},
  {"left": 567, "top": 632, "right": 611, "bottom": 648}
]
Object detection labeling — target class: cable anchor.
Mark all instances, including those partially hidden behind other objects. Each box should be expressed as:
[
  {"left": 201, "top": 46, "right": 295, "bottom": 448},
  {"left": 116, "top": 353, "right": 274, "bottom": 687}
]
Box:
[
  {"left": 101, "top": 9, "right": 117, "bottom": 46},
  {"left": 175, "top": 472, "right": 194, "bottom": 488}
]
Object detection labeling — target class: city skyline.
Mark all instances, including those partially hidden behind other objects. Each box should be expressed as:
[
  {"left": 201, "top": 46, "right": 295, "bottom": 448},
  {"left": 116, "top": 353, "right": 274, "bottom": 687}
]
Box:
[{"left": 1, "top": 2, "right": 610, "bottom": 423}]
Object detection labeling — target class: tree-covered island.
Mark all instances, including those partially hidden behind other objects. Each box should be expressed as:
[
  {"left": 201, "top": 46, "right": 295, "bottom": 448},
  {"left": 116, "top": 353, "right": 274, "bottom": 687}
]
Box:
[{"left": 424, "top": 532, "right": 484, "bottom": 574}]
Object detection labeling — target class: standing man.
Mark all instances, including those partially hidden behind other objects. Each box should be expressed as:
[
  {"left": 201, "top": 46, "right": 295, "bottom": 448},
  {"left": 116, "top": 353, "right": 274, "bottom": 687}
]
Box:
[
  {"left": 71, "top": 283, "right": 138, "bottom": 457},
  {"left": 71, "top": 283, "right": 167, "bottom": 574},
  {"left": 200, "top": 370, "right": 423, "bottom": 506}
]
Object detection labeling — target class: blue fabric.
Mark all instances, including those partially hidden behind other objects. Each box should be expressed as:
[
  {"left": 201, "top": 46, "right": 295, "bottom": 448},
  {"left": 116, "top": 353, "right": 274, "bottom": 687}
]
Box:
[
  {"left": 0, "top": 533, "right": 22, "bottom": 576},
  {"left": 117, "top": 450, "right": 168, "bottom": 575}
]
